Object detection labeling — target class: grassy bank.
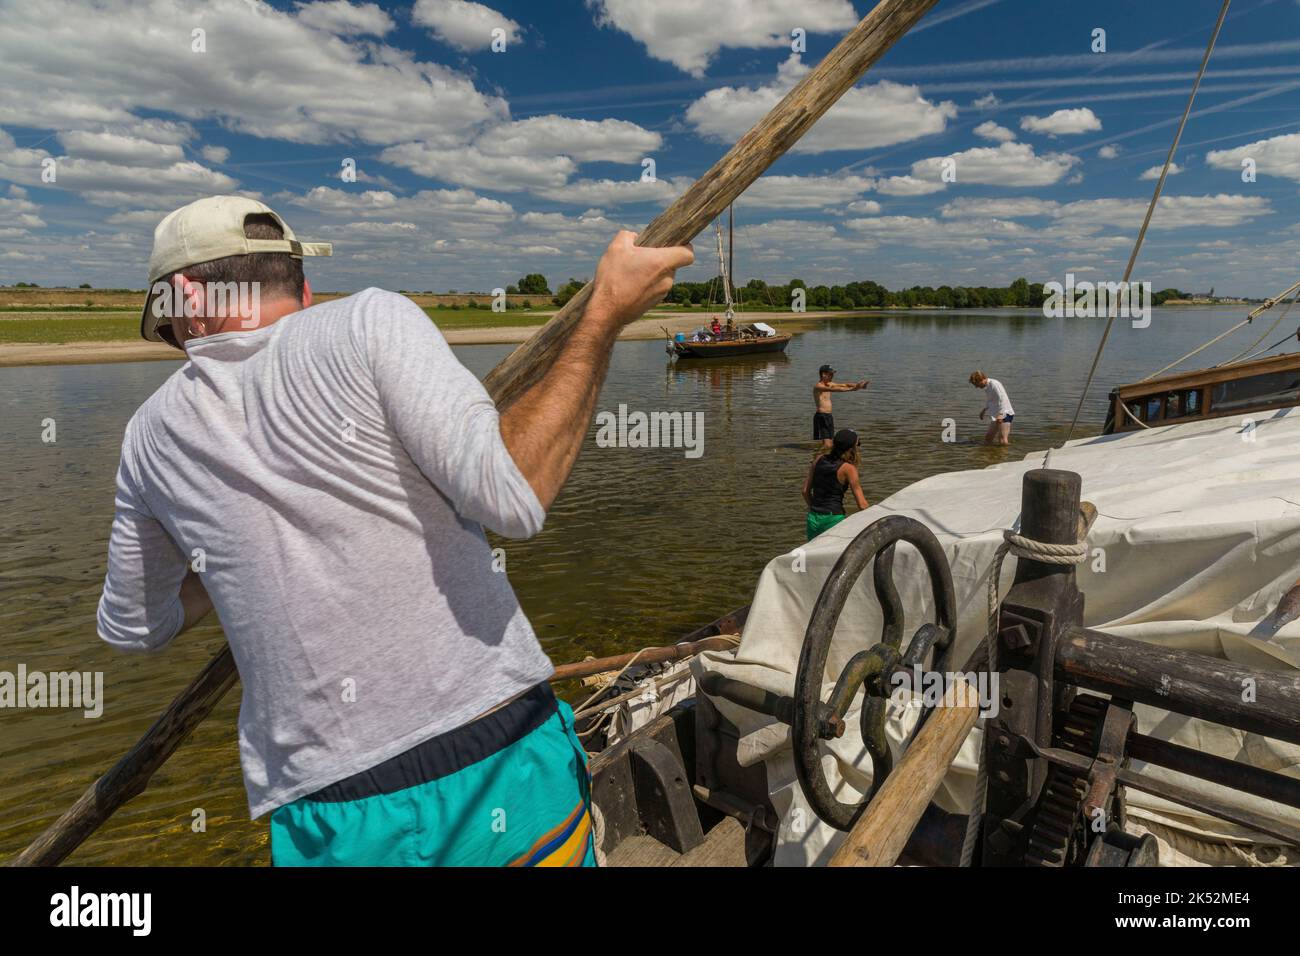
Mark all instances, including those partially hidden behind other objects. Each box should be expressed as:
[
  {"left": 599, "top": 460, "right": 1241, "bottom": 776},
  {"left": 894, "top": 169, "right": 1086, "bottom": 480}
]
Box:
[{"left": 0, "top": 307, "right": 555, "bottom": 344}]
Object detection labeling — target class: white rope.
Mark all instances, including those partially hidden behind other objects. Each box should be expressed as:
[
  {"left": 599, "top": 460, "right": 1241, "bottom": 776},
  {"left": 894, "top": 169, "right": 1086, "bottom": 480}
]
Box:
[
  {"left": 1002, "top": 531, "right": 1089, "bottom": 565},
  {"left": 1139, "top": 318, "right": 1250, "bottom": 381},
  {"left": 1224, "top": 288, "right": 1300, "bottom": 365},
  {"left": 1140, "top": 278, "right": 1300, "bottom": 382},
  {"left": 590, "top": 800, "right": 609, "bottom": 867},
  {"left": 1117, "top": 400, "right": 1153, "bottom": 430}
]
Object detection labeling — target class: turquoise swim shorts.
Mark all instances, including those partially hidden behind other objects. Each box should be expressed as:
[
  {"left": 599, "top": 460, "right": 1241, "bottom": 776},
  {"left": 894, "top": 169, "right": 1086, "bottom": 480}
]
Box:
[{"left": 269, "top": 684, "right": 597, "bottom": 867}]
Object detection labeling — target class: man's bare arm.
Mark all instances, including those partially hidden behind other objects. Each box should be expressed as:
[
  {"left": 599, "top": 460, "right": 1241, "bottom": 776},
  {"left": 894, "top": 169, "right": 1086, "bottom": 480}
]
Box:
[{"left": 500, "top": 232, "right": 694, "bottom": 511}]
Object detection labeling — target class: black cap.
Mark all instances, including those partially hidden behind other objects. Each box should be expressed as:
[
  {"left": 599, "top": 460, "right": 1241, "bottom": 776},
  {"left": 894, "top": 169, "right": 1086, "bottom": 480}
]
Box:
[
  {"left": 819, "top": 364, "right": 835, "bottom": 374},
  {"left": 831, "top": 428, "right": 859, "bottom": 457}
]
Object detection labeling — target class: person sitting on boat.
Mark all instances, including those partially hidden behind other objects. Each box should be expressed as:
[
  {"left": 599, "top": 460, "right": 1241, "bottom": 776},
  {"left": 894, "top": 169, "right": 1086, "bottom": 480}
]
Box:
[
  {"left": 970, "top": 369, "right": 1015, "bottom": 445},
  {"left": 813, "top": 364, "right": 869, "bottom": 450},
  {"left": 725, "top": 317, "right": 735, "bottom": 339},
  {"left": 95, "top": 195, "right": 694, "bottom": 867},
  {"left": 802, "top": 428, "right": 869, "bottom": 540},
  {"left": 711, "top": 316, "right": 722, "bottom": 337}
]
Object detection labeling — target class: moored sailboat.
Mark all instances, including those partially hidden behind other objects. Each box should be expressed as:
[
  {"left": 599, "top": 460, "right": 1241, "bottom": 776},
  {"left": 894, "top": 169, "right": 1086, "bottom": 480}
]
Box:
[{"left": 667, "top": 205, "right": 791, "bottom": 359}]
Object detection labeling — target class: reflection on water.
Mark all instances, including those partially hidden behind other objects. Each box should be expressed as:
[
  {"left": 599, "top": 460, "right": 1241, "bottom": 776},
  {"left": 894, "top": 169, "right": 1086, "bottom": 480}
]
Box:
[{"left": 0, "top": 307, "right": 1264, "bottom": 864}]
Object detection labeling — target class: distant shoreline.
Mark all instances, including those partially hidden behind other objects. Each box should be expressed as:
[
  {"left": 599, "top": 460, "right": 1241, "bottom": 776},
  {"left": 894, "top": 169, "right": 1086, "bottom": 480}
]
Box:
[
  {"left": 0, "top": 302, "right": 1251, "bottom": 369},
  {"left": 0, "top": 310, "right": 852, "bottom": 368}
]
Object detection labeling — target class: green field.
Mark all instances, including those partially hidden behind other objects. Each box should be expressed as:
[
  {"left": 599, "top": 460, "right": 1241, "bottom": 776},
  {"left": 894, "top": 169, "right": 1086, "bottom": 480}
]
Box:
[{"left": 0, "top": 307, "right": 555, "bottom": 344}]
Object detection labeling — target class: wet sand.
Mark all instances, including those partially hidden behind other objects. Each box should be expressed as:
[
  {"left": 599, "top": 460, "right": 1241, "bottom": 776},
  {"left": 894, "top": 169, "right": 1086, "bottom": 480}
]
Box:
[{"left": 0, "top": 311, "right": 844, "bottom": 367}]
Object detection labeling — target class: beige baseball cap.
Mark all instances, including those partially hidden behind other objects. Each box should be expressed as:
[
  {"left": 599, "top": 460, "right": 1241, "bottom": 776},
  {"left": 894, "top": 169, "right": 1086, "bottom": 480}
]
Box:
[{"left": 141, "top": 195, "right": 331, "bottom": 345}]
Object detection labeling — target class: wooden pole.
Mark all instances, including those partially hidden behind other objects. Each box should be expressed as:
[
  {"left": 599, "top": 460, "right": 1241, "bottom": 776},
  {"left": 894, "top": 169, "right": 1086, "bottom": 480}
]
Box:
[
  {"left": 483, "top": 0, "right": 941, "bottom": 409},
  {"left": 13, "top": 0, "right": 941, "bottom": 866},
  {"left": 550, "top": 634, "right": 738, "bottom": 683},
  {"left": 828, "top": 676, "right": 980, "bottom": 868},
  {"left": 11, "top": 647, "right": 238, "bottom": 867}
]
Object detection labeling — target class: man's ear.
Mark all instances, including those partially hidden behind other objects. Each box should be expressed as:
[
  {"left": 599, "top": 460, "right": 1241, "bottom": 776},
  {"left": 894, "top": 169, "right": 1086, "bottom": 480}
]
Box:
[
  {"left": 302, "top": 277, "right": 313, "bottom": 308},
  {"left": 179, "top": 274, "right": 209, "bottom": 337}
]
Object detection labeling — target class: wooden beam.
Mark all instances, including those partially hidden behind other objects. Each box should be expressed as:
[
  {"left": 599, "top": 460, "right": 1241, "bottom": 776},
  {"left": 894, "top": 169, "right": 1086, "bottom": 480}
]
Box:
[
  {"left": 550, "top": 635, "right": 739, "bottom": 683},
  {"left": 828, "top": 676, "right": 980, "bottom": 867},
  {"left": 1056, "top": 625, "right": 1300, "bottom": 746},
  {"left": 1115, "top": 350, "right": 1300, "bottom": 397},
  {"left": 483, "top": 0, "right": 942, "bottom": 409}
]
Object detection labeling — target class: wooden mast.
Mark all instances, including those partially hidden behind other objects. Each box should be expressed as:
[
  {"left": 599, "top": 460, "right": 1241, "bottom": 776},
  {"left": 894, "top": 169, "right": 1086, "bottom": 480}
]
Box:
[
  {"left": 728, "top": 203, "right": 736, "bottom": 320},
  {"left": 11, "top": 0, "right": 942, "bottom": 867}
]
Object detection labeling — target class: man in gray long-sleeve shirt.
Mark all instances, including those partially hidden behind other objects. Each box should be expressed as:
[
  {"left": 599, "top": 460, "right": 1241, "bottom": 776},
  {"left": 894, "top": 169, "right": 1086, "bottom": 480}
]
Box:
[{"left": 97, "top": 195, "right": 693, "bottom": 865}]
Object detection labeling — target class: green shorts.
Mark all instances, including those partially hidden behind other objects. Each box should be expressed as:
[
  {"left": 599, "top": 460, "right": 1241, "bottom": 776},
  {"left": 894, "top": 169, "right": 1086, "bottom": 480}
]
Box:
[
  {"left": 806, "top": 511, "right": 846, "bottom": 541},
  {"left": 270, "top": 684, "right": 597, "bottom": 867}
]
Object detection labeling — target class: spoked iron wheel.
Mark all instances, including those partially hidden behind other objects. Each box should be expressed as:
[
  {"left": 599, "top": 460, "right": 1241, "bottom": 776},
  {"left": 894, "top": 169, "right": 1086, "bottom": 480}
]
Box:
[{"left": 792, "top": 515, "right": 957, "bottom": 830}]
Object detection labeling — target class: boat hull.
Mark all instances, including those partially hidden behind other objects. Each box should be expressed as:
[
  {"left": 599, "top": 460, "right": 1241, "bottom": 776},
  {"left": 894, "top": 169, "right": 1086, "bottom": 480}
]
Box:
[{"left": 673, "top": 334, "right": 791, "bottom": 358}]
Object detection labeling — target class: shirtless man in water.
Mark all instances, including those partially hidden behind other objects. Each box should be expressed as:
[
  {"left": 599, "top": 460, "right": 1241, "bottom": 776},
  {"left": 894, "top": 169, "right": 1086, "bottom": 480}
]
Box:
[{"left": 813, "top": 364, "right": 868, "bottom": 450}]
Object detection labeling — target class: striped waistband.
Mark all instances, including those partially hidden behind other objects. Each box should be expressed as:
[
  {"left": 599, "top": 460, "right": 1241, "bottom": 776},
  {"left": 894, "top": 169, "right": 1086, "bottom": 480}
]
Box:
[{"left": 302, "top": 682, "right": 558, "bottom": 803}]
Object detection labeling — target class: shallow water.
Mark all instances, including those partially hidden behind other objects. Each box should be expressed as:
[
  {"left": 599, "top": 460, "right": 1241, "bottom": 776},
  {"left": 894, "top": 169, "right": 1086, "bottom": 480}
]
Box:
[{"left": 0, "top": 306, "right": 1267, "bottom": 864}]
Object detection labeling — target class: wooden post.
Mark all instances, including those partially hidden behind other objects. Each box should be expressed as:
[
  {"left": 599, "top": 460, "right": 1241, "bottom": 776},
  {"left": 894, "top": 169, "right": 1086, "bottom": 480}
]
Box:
[
  {"left": 979, "top": 469, "right": 1085, "bottom": 866},
  {"left": 483, "top": 0, "right": 941, "bottom": 410},
  {"left": 828, "top": 676, "right": 980, "bottom": 867},
  {"left": 12, "top": 1, "right": 942, "bottom": 866}
]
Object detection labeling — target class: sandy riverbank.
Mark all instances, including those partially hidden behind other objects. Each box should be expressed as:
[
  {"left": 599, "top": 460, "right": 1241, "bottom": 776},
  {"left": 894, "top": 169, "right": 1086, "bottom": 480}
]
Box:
[{"left": 0, "top": 310, "right": 849, "bottom": 368}]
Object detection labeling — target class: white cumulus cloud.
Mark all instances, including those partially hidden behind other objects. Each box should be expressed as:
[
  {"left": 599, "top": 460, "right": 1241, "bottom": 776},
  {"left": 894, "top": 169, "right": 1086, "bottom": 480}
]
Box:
[
  {"left": 588, "top": 0, "right": 857, "bottom": 76},
  {"left": 413, "top": 0, "right": 521, "bottom": 52},
  {"left": 1140, "top": 162, "right": 1183, "bottom": 180},
  {"left": 1206, "top": 133, "right": 1300, "bottom": 183},
  {"left": 911, "top": 142, "right": 1080, "bottom": 187},
  {"left": 1019, "top": 108, "right": 1102, "bottom": 136},
  {"left": 973, "top": 121, "right": 1015, "bottom": 143},
  {"left": 686, "top": 56, "right": 957, "bottom": 154}
]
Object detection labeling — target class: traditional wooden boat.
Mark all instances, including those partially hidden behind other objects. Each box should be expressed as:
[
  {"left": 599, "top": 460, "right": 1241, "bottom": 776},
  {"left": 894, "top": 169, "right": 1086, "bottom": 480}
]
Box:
[
  {"left": 1105, "top": 348, "right": 1300, "bottom": 433},
  {"left": 581, "top": 349, "right": 1300, "bottom": 867},
  {"left": 667, "top": 208, "right": 790, "bottom": 359},
  {"left": 671, "top": 327, "right": 792, "bottom": 359}
]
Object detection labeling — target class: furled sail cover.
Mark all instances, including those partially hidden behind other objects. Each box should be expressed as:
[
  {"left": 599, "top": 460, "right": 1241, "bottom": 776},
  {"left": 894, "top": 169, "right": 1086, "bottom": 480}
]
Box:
[{"left": 693, "top": 408, "right": 1300, "bottom": 866}]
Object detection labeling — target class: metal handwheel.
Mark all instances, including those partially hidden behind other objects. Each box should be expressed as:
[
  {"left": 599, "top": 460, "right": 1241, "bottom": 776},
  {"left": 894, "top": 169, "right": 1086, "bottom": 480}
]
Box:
[{"left": 793, "top": 515, "right": 957, "bottom": 830}]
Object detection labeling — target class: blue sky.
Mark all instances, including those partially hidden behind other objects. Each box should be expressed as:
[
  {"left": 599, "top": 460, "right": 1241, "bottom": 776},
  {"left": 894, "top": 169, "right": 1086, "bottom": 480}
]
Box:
[{"left": 1, "top": 0, "right": 1298, "bottom": 297}]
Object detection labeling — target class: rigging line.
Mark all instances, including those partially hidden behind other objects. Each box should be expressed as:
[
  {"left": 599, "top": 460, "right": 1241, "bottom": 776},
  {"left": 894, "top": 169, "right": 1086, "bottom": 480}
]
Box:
[
  {"left": 1222, "top": 287, "right": 1300, "bottom": 364},
  {"left": 1118, "top": 401, "right": 1154, "bottom": 431},
  {"left": 1065, "top": 0, "right": 1232, "bottom": 442},
  {"left": 1145, "top": 278, "right": 1300, "bottom": 381},
  {"left": 1139, "top": 318, "right": 1252, "bottom": 381},
  {"left": 1234, "top": 330, "right": 1299, "bottom": 365}
]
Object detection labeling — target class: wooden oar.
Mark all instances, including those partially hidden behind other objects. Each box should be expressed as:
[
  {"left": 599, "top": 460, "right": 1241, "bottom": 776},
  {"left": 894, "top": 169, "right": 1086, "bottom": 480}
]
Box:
[
  {"left": 828, "top": 675, "right": 981, "bottom": 867},
  {"left": 11, "top": 0, "right": 941, "bottom": 867}
]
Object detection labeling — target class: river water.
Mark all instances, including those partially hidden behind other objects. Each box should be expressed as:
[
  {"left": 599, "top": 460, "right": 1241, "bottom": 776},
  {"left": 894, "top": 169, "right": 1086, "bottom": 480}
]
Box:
[{"left": 0, "top": 306, "right": 1269, "bottom": 864}]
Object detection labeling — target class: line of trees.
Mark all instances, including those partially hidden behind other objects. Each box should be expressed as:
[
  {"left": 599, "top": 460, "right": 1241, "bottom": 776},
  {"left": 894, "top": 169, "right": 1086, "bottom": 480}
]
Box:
[
  {"left": 657, "top": 277, "right": 1189, "bottom": 310},
  {"left": 538, "top": 274, "right": 1191, "bottom": 310}
]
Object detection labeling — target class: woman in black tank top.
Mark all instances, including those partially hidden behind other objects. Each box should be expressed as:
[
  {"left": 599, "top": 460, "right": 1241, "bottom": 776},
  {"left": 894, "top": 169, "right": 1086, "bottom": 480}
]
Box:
[{"left": 802, "top": 428, "right": 869, "bottom": 540}]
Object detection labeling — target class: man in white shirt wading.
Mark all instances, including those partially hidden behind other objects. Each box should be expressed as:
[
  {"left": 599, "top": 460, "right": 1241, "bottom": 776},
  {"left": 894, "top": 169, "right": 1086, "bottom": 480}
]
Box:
[
  {"left": 970, "top": 369, "right": 1015, "bottom": 445},
  {"left": 97, "top": 196, "right": 693, "bottom": 866}
]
